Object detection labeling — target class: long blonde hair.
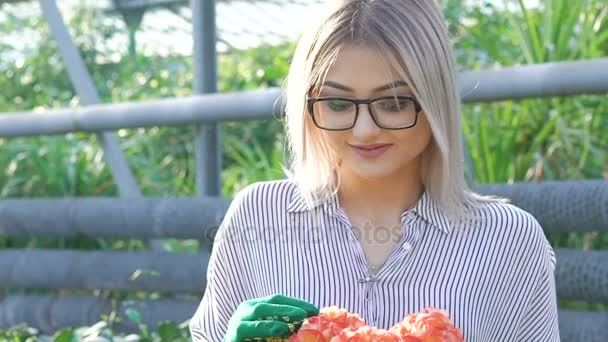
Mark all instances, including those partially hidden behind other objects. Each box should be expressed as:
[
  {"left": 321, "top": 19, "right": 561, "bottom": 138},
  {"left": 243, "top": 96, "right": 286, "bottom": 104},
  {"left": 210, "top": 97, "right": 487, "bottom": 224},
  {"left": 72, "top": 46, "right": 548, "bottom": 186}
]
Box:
[{"left": 281, "top": 0, "right": 506, "bottom": 225}]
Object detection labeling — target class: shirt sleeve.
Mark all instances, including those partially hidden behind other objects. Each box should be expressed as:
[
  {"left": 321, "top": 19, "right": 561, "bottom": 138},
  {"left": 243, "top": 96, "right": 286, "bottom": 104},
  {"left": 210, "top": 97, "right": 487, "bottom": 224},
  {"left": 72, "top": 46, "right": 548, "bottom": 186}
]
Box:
[
  {"left": 515, "top": 236, "right": 561, "bottom": 341},
  {"left": 189, "top": 195, "right": 250, "bottom": 341}
]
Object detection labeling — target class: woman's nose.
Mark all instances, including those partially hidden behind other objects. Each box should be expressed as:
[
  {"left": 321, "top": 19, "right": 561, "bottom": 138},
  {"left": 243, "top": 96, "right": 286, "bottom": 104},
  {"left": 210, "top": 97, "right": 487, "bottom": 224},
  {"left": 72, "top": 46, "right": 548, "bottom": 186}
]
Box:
[{"left": 352, "top": 104, "right": 381, "bottom": 138}]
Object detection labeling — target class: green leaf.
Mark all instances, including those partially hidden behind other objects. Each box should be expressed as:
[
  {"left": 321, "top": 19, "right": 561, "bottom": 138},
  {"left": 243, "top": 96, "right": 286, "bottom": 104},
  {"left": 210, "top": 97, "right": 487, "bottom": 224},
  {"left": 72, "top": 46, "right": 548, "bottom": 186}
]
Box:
[
  {"left": 157, "top": 321, "right": 181, "bottom": 341},
  {"left": 129, "top": 269, "right": 160, "bottom": 282},
  {"left": 517, "top": 0, "right": 544, "bottom": 61},
  {"left": 53, "top": 328, "right": 74, "bottom": 342},
  {"left": 126, "top": 308, "right": 142, "bottom": 324}
]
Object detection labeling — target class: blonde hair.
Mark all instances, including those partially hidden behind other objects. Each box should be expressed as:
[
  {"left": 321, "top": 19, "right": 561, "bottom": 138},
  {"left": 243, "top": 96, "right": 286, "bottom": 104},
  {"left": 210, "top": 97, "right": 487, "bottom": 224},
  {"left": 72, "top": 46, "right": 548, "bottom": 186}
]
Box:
[{"left": 281, "top": 0, "right": 506, "bottom": 225}]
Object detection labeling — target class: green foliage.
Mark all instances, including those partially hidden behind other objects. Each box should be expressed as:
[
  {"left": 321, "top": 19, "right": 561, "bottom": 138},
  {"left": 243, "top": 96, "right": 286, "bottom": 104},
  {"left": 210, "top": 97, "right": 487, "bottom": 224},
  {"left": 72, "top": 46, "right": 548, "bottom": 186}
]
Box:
[
  {"left": 455, "top": 0, "right": 607, "bottom": 184},
  {"left": 218, "top": 42, "right": 295, "bottom": 193},
  {"left": 508, "top": 0, "right": 608, "bottom": 63},
  {"left": 0, "top": 320, "right": 192, "bottom": 342},
  {"left": 0, "top": 4, "right": 293, "bottom": 201},
  {"left": 0, "top": 324, "right": 40, "bottom": 341},
  {"left": 0, "top": 312, "right": 194, "bottom": 341}
]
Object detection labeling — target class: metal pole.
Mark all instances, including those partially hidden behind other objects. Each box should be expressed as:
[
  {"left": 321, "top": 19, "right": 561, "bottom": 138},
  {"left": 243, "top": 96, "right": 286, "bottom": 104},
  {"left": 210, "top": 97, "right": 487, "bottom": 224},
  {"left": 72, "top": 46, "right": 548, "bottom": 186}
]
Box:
[
  {"left": 191, "top": 0, "right": 221, "bottom": 197},
  {"left": 462, "top": 136, "right": 476, "bottom": 188},
  {"left": 38, "top": 0, "right": 141, "bottom": 198}
]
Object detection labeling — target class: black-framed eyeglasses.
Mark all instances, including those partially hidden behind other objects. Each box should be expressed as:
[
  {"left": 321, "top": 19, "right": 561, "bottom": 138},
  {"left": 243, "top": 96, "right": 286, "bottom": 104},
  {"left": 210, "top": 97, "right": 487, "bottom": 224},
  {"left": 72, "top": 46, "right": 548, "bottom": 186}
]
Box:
[{"left": 306, "top": 96, "right": 422, "bottom": 131}]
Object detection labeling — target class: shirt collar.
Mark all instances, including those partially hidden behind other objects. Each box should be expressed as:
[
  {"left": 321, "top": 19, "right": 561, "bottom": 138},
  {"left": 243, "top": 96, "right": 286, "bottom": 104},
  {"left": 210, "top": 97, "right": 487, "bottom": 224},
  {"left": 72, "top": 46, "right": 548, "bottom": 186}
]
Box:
[{"left": 286, "top": 185, "right": 452, "bottom": 235}]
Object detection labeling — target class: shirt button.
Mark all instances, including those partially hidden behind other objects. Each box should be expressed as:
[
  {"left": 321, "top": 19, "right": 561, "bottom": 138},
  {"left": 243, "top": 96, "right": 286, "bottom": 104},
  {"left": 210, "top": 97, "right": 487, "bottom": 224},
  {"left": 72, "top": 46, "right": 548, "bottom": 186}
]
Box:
[{"left": 402, "top": 242, "right": 413, "bottom": 253}]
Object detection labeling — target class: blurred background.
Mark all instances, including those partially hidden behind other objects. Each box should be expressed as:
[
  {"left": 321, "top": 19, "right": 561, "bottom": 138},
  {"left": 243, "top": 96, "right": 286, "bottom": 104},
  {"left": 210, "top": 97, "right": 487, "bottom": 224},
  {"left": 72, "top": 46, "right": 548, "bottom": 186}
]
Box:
[{"left": 0, "top": 0, "right": 607, "bottom": 340}]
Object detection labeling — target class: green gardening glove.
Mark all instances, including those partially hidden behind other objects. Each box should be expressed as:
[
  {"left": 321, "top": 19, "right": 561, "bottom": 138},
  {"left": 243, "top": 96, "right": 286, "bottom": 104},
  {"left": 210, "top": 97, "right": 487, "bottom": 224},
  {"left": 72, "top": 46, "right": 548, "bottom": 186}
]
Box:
[{"left": 223, "top": 294, "right": 320, "bottom": 342}]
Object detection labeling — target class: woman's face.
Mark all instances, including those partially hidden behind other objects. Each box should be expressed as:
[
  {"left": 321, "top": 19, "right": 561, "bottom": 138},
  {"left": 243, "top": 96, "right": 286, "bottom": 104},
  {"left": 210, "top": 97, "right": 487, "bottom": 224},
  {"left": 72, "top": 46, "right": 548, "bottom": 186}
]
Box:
[{"left": 312, "top": 44, "right": 433, "bottom": 181}]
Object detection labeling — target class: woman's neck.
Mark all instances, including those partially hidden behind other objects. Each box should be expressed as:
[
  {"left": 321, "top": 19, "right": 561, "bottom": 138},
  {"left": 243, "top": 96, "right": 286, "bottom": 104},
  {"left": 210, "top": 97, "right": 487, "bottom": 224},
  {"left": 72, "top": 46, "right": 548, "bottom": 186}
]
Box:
[{"left": 336, "top": 164, "right": 424, "bottom": 220}]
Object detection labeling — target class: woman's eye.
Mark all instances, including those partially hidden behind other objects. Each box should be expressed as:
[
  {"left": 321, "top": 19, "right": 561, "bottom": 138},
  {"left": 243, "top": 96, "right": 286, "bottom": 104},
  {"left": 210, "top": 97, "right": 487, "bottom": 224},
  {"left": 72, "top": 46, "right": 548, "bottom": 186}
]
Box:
[
  {"left": 327, "top": 100, "right": 352, "bottom": 112},
  {"left": 378, "top": 99, "right": 410, "bottom": 112}
]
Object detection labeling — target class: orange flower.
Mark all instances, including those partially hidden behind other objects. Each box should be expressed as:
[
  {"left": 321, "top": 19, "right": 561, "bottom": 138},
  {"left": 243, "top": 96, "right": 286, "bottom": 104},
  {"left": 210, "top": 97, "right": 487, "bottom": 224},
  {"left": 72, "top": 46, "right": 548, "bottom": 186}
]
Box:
[
  {"left": 290, "top": 306, "right": 464, "bottom": 342},
  {"left": 290, "top": 307, "right": 366, "bottom": 342},
  {"left": 289, "top": 328, "right": 325, "bottom": 342},
  {"left": 318, "top": 306, "right": 367, "bottom": 329},
  {"left": 329, "top": 326, "right": 402, "bottom": 342},
  {"left": 389, "top": 308, "right": 464, "bottom": 342},
  {"left": 400, "top": 337, "right": 424, "bottom": 342}
]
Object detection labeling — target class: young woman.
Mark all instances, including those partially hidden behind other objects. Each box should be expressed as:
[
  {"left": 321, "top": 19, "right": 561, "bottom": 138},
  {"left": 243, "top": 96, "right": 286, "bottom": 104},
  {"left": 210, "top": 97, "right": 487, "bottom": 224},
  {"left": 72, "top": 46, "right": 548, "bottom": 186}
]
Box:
[{"left": 190, "top": 0, "right": 560, "bottom": 341}]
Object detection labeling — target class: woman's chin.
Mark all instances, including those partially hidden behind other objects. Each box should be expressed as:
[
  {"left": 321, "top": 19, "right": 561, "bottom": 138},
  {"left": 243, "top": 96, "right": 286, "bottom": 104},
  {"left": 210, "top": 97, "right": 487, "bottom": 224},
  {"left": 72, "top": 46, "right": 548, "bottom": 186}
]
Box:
[{"left": 342, "top": 164, "right": 398, "bottom": 181}]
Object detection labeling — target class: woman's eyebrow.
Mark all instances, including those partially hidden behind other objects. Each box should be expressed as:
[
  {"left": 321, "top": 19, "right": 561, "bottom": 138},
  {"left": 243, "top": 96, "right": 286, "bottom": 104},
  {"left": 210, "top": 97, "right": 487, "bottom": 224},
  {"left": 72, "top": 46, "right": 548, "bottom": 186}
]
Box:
[{"left": 322, "top": 80, "right": 410, "bottom": 92}]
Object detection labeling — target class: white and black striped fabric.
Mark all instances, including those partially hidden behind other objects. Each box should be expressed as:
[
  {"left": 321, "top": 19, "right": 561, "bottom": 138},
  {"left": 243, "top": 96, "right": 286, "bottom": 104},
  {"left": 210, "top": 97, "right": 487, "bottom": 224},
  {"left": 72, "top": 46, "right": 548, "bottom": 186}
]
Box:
[{"left": 189, "top": 179, "right": 560, "bottom": 341}]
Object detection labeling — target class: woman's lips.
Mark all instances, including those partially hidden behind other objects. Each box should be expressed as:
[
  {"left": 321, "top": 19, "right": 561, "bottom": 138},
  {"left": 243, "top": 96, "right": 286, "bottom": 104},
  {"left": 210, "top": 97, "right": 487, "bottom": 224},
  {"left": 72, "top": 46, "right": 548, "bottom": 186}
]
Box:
[{"left": 349, "top": 143, "right": 393, "bottom": 158}]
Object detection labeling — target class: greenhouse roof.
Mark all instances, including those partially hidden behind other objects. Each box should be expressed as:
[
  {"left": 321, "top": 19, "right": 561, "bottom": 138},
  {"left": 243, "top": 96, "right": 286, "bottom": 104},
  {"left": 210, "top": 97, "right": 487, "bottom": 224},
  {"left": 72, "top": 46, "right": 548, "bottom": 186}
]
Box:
[{"left": 0, "top": 0, "right": 327, "bottom": 53}]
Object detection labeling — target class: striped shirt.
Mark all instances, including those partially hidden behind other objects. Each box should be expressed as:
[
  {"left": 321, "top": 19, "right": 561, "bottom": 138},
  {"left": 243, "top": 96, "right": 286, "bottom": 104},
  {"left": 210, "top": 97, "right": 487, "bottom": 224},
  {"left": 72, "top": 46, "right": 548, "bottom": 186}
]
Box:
[{"left": 189, "top": 179, "right": 560, "bottom": 341}]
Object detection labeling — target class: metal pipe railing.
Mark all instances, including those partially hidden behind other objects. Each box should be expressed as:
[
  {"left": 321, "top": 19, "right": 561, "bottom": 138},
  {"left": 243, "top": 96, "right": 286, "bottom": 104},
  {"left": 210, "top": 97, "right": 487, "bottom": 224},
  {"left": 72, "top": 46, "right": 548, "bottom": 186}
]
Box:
[
  {"left": 458, "top": 57, "right": 608, "bottom": 102},
  {"left": 1, "top": 58, "right": 607, "bottom": 138},
  {"left": 0, "top": 180, "right": 605, "bottom": 238}
]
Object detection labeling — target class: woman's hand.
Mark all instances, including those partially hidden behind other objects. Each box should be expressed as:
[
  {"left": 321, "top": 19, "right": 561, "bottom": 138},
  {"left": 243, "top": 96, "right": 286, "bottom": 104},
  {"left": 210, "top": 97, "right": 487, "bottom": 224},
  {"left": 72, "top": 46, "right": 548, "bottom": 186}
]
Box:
[{"left": 223, "top": 294, "right": 319, "bottom": 342}]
